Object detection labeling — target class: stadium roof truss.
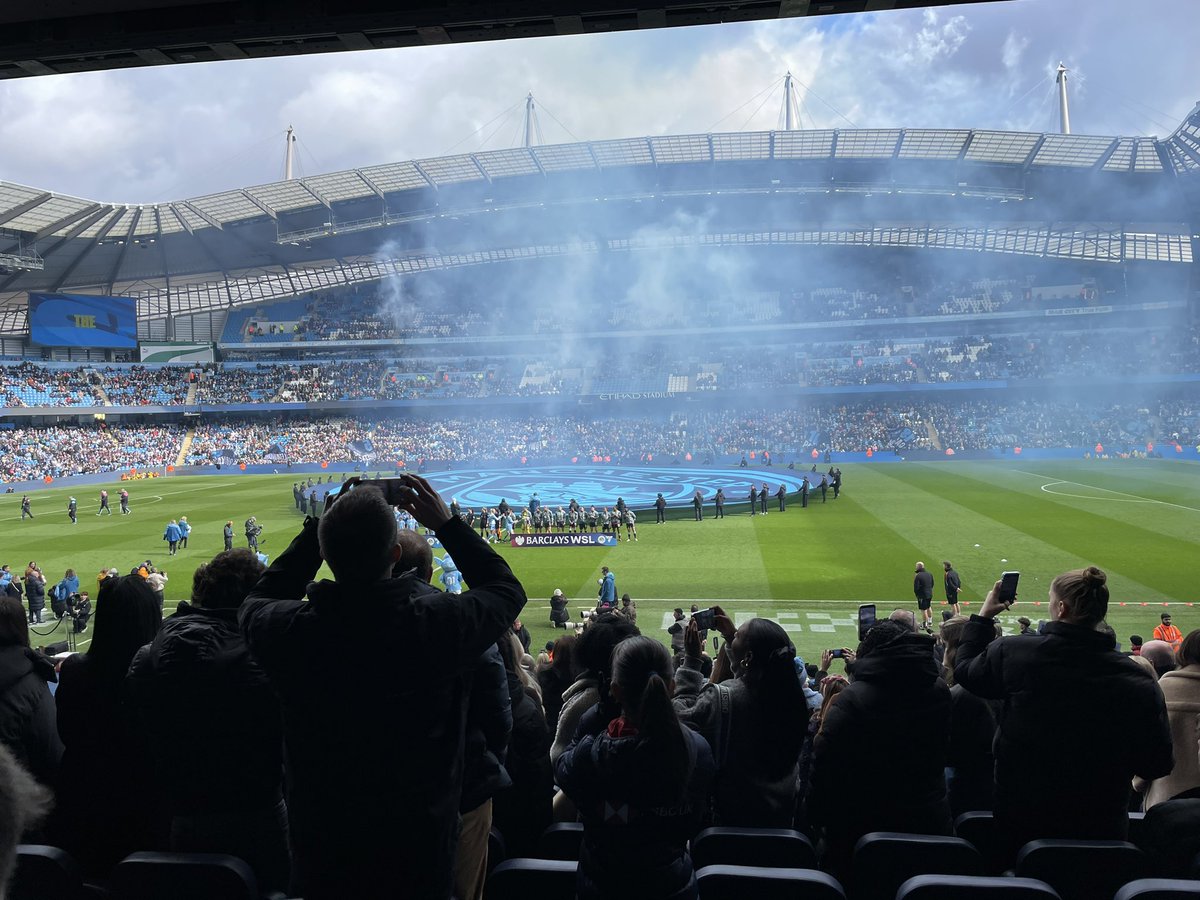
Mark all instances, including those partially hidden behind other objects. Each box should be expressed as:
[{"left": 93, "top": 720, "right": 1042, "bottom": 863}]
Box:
[{"left": 0, "top": 123, "right": 1194, "bottom": 332}]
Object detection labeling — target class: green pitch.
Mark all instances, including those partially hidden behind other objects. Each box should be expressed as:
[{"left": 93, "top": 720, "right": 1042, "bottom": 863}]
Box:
[{"left": 3, "top": 459, "right": 1198, "bottom": 663}]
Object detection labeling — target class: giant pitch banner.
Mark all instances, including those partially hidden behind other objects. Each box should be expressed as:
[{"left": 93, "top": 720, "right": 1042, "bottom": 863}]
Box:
[{"left": 512, "top": 533, "right": 619, "bottom": 548}]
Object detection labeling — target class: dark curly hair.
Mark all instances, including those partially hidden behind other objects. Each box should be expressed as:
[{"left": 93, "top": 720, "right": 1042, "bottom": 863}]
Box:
[{"left": 191, "top": 550, "right": 266, "bottom": 610}]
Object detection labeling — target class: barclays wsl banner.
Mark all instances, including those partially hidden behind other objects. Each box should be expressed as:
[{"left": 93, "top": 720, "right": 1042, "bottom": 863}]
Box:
[{"left": 29, "top": 293, "right": 137, "bottom": 349}]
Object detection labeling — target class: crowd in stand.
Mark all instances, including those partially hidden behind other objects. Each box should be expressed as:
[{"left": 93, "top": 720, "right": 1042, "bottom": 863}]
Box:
[
  {"left": 1, "top": 424, "right": 185, "bottom": 482},
  {"left": 4, "top": 321, "right": 1199, "bottom": 409},
  {"left": 2, "top": 476, "right": 1198, "bottom": 900},
  {"left": 0, "top": 397, "right": 1188, "bottom": 484}
]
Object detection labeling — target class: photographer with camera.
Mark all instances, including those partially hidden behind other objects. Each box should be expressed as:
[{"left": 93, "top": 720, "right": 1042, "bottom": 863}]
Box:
[
  {"left": 238, "top": 474, "right": 527, "bottom": 900},
  {"left": 245, "top": 517, "right": 263, "bottom": 551}
]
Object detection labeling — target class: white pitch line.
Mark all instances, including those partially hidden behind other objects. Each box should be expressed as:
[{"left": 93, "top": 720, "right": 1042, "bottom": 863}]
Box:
[{"left": 1011, "top": 469, "right": 1200, "bottom": 514}]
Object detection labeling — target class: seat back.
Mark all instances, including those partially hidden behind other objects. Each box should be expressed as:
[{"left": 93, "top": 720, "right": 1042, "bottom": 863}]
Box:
[
  {"left": 1015, "top": 840, "right": 1146, "bottom": 900},
  {"left": 691, "top": 826, "right": 816, "bottom": 871},
  {"left": 486, "top": 859, "right": 577, "bottom": 900},
  {"left": 535, "top": 822, "right": 585, "bottom": 861},
  {"left": 109, "top": 852, "right": 258, "bottom": 900},
  {"left": 896, "top": 874, "right": 1063, "bottom": 899},
  {"left": 1113, "top": 879, "right": 1200, "bottom": 900},
  {"left": 852, "top": 832, "right": 982, "bottom": 900},
  {"left": 11, "top": 845, "right": 82, "bottom": 900},
  {"left": 955, "top": 811, "right": 1005, "bottom": 873},
  {"left": 695, "top": 864, "right": 845, "bottom": 900}
]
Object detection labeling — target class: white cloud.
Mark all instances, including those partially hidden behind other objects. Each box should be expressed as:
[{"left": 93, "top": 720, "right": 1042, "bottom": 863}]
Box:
[{"left": 0, "top": 0, "right": 1196, "bottom": 202}]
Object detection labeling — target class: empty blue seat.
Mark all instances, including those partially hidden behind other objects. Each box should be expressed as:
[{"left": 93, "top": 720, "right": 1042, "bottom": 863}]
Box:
[
  {"left": 535, "top": 822, "right": 585, "bottom": 860},
  {"left": 690, "top": 826, "right": 816, "bottom": 870},
  {"left": 11, "top": 845, "right": 82, "bottom": 900},
  {"left": 1114, "top": 879, "right": 1200, "bottom": 900},
  {"left": 109, "top": 852, "right": 258, "bottom": 900},
  {"left": 1015, "top": 840, "right": 1146, "bottom": 900},
  {"left": 486, "top": 859, "right": 576, "bottom": 900},
  {"left": 696, "top": 864, "right": 844, "bottom": 899},
  {"left": 897, "top": 874, "right": 1062, "bottom": 899},
  {"left": 852, "top": 833, "right": 982, "bottom": 900}
]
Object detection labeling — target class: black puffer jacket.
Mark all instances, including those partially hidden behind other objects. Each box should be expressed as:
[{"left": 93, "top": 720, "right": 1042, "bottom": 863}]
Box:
[
  {"left": 491, "top": 667, "right": 553, "bottom": 857},
  {"left": 25, "top": 576, "right": 45, "bottom": 616},
  {"left": 955, "top": 616, "right": 1173, "bottom": 860},
  {"left": 807, "top": 632, "right": 952, "bottom": 880},
  {"left": 556, "top": 703, "right": 715, "bottom": 900},
  {"left": 126, "top": 601, "right": 284, "bottom": 815},
  {"left": 0, "top": 645, "right": 62, "bottom": 785},
  {"left": 460, "top": 644, "right": 512, "bottom": 814}
]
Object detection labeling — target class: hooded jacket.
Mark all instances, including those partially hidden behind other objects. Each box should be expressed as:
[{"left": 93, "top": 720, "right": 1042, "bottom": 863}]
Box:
[
  {"left": 556, "top": 703, "right": 715, "bottom": 900},
  {"left": 126, "top": 601, "right": 284, "bottom": 815},
  {"left": 807, "top": 632, "right": 952, "bottom": 878},
  {"left": 238, "top": 515, "right": 526, "bottom": 900},
  {"left": 0, "top": 645, "right": 62, "bottom": 785},
  {"left": 955, "top": 616, "right": 1173, "bottom": 858}
]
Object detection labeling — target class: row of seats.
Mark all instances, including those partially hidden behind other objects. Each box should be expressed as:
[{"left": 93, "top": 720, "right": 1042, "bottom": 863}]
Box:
[{"left": 17, "top": 823, "right": 1200, "bottom": 899}]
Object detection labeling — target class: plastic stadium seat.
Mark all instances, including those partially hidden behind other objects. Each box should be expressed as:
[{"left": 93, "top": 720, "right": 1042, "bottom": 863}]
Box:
[
  {"left": 11, "top": 845, "right": 82, "bottom": 900},
  {"left": 535, "top": 822, "right": 585, "bottom": 860},
  {"left": 1114, "top": 880, "right": 1200, "bottom": 900},
  {"left": 690, "top": 826, "right": 816, "bottom": 871},
  {"left": 896, "top": 875, "right": 1062, "bottom": 899},
  {"left": 109, "top": 852, "right": 259, "bottom": 900},
  {"left": 1015, "top": 840, "right": 1146, "bottom": 900},
  {"left": 485, "top": 858, "right": 577, "bottom": 900},
  {"left": 488, "top": 826, "right": 507, "bottom": 873},
  {"left": 955, "top": 811, "right": 1008, "bottom": 874},
  {"left": 696, "top": 864, "right": 845, "bottom": 899},
  {"left": 852, "top": 833, "right": 983, "bottom": 900},
  {"left": 1129, "top": 811, "right": 1147, "bottom": 846}
]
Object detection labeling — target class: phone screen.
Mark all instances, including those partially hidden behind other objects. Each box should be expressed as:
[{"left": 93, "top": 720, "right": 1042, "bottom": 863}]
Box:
[
  {"left": 857, "top": 604, "right": 877, "bottom": 642},
  {"left": 999, "top": 571, "right": 1020, "bottom": 606},
  {"left": 831, "top": 648, "right": 845, "bottom": 659},
  {"left": 691, "top": 608, "right": 716, "bottom": 631}
]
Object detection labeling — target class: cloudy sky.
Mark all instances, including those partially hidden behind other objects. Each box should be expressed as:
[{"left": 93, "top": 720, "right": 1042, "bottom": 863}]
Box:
[{"left": 1, "top": 0, "right": 1196, "bottom": 203}]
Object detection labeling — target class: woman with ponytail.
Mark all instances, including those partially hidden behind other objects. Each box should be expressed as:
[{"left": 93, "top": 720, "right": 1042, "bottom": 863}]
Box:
[
  {"left": 673, "top": 610, "right": 809, "bottom": 828},
  {"left": 555, "top": 636, "right": 715, "bottom": 900},
  {"left": 955, "top": 566, "right": 1174, "bottom": 865}
]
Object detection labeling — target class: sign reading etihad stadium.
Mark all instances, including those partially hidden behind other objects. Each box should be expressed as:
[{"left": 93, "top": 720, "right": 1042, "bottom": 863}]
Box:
[{"left": 511, "top": 533, "right": 619, "bottom": 548}]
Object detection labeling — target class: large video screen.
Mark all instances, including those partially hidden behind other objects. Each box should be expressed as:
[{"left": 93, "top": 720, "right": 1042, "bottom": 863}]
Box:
[{"left": 29, "top": 293, "right": 138, "bottom": 349}]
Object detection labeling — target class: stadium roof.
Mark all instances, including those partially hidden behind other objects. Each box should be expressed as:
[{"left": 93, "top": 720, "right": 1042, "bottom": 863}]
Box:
[
  {"left": 0, "top": 0, "right": 1008, "bottom": 82},
  {"left": 0, "top": 124, "right": 1194, "bottom": 333}
]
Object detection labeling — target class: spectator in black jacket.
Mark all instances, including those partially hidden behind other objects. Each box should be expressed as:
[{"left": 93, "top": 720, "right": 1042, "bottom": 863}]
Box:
[
  {"left": 126, "top": 549, "right": 289, "bottom": 894},
  {"left": 50, "top": 575, "right": 167, "bottom": 879},
  {"left": 238, "top": 475, "right": 527, "bottom": 900},
  {"left": 674, "top": 611, "right": 809, "bottom": 828},
  {"left": 955, "top": 566, "right": 1174, "bottom": 865},
  {"left": 807, "top": 619, "right": 952, "bottom": 883},
  {"left": 493, "top": 631, "right": 554, "bottom": 859},
  {"left": 940, "top": 615, "right": 996, "bottom": 816},
  {"left": 557, "top": 636, "right": 715, "bottom": 900},
  {"left": 394, "top": 529, "right": 511, "bottom": 900},
  {"left": 0, "top": 596, "right": 62, "bottom": 786}
]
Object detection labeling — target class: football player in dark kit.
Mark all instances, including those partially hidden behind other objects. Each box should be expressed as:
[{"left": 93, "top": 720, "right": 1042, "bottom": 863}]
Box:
[
  {"left": 800, "top": 477, "right": 809, "bottom": 508},
  {"left": 20, "top": 495, "right": 32, "bottom": 519},
  {"left": 747, "top": 484, "right": 757, "bottom": 516},
  {"left": 67, "top": 496, "right": 78, "bottom": 524}
]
